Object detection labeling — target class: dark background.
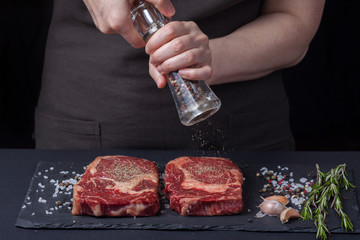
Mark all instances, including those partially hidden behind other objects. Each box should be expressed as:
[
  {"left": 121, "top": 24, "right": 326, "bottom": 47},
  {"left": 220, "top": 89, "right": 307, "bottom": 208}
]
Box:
[{"left": 0, "top": 0, "right": 359, "bottom": 150}]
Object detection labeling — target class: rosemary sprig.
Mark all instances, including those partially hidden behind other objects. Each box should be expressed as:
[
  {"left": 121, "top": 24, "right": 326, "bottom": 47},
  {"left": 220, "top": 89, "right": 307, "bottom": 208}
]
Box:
[{"left": 301, "top": 163, "right": 355, "bottom": 240}]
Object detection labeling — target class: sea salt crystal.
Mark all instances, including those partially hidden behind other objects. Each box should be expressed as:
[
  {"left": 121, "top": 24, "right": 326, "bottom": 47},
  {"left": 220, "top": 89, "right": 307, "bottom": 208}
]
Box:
[
  {"left": 27, "top": 202, "right": 32, "bottom": 205},
  {"left": 68, "top": 178, "right": 78, "bottom": 185},
  {"left": 22, "top": 205, "right": 26, "bottom": 209},
  {"left": 38, "top": 172, "right": 41, "bottom": 176},
  {"left": 50, "top": 167, "right": 54, "bottom": 171},
  {"left": 72, "top": 171, "right": 76, "bottom": 175},
  {"left": 45, "top": 170, "right": 48, "bottom": 173},
  {"left": 38, "top": 183, "right": 45, "bottom": 188},
  {"left": 50, "top": 208, "right": 54, "bottom": 211},
  {"left": 27, "top": 196, "right": 31, "bottom": 200},
  {"left": 31, "top": 212, "right": 35, "bottom": 216},
  {"left": 300, "top": 178, "right": 307, "bottom": 183},
  {"left": 38, "top": 197, "right": 47, "bottom": 203},
  {"left": 50, "top": 179, "right": 55, "bottom": 183},
  {"left": 45, "top": 210, "right": 53, "bottom": 215},
  {"left": 44, "top": 176, "right": 48, "bottom": 179},
  {"left": 290, "top": 172, "right": 294, "bottom": 177},
  {"left": 260, "top": 167, "right": 268, "bottom": 175}
]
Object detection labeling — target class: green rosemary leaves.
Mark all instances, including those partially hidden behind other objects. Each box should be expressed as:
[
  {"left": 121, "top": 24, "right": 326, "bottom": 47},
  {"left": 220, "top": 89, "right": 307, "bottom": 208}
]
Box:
[{"left": 301, "top": 163, "right": 355, "bottom": 240}]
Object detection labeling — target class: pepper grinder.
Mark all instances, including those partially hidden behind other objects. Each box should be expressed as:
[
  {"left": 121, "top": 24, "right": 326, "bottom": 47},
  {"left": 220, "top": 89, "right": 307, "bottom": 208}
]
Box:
[{"left": 131, "top": 0, "right": 221, "bottom": 126}]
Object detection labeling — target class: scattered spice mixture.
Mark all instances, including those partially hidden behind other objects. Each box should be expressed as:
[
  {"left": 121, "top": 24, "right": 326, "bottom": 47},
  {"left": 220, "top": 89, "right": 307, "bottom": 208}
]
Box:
[
  {"left": 256, "top": 165, "right": 316, "bottom": 210},
  {"left": 22, "top": 165, "right": 86, "bottom": 216}
]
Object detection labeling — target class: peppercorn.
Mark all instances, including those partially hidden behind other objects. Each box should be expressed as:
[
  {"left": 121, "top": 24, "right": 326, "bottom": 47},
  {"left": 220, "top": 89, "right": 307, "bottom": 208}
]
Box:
[
  {"left": 56, "top": 201, "right": 62, "bottom": 206},
  {"left": 271, "top": 175, "right": 277, "bottom": 180},
  {"left": 256, "top": 172, "right": 261, "bottom": 177}
]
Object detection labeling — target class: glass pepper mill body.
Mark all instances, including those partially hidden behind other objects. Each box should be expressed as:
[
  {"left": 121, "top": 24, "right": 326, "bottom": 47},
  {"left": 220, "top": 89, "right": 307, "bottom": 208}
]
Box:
[{"left": 131, "top": 0, "right": 221, "bottom": 126}]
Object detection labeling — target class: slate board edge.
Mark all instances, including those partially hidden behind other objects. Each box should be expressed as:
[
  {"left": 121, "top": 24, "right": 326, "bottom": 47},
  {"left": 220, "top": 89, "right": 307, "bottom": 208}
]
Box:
[
  {"left": 15, "top": 220, "right": 360, "bottom": 233},
  {"left": 15, "top": 161, "right": 43, "bottom": 227}
]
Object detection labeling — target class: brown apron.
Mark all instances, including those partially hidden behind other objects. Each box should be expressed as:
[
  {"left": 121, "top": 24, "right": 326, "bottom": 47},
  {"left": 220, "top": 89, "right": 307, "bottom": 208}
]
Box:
[{"left": 35, "top": 0, "right": 295, "bottom": 150}]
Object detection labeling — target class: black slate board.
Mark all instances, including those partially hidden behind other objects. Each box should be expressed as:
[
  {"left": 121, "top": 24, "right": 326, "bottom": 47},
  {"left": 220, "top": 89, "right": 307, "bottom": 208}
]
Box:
[{"left": 15, "top": 156, "right": 360, "bottom": 233}]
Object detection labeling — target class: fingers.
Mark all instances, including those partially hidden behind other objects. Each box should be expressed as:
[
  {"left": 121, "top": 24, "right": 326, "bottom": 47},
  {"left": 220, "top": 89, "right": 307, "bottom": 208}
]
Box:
[
  {"left": 178, "top": 65, "right": 213, "bottom": 81},
  {"left": 146, "top": 21, "right": 212, "bottom": 81},
  {"left": 149, "top": 35, "right": 192, "bottom": 65},
  {"left": 146, "top": 21, "right": 191, "bottom": 54},
  {"left": 83, "top": 0, "right": 146, "bottom": 48},
  {"left": 156, "top": 48, "right": 211, "bottom": 75},
  {"left": 149, "top": 62, "right": 167, "bottom": 88},
  {"left": 148, "top": 0, "right": 176, "bottom": 17}
]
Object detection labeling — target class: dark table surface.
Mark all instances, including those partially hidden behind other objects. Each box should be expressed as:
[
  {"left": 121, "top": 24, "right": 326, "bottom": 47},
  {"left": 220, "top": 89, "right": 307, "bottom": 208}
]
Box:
[{"left": 1, "top": 149, "right": 360, "bottom": 240}]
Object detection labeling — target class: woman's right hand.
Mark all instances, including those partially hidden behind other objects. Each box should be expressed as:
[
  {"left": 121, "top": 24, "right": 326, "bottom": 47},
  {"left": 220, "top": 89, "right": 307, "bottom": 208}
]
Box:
[{"left": 83, "top": 0, "right": 175, "bottom": 48}]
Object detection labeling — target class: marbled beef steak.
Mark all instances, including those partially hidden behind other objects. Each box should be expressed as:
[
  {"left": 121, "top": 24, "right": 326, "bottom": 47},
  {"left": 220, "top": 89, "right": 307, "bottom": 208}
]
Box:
[
  {"left": 72, "top": 155, "right": 159, "bottom": 217},
  {"left": 164, "top": 156, "right": 243, "bottom": 216}
]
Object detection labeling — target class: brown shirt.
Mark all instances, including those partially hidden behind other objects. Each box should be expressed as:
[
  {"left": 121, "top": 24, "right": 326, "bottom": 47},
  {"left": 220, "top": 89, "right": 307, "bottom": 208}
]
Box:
[{"left": 36, "top": 0, "right": 294, "bottom": 150}]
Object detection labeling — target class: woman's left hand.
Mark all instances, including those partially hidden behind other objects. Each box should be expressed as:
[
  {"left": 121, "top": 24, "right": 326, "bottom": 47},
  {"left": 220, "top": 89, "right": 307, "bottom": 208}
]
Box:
[{"left": 146, "top": 21, "right": 212, "bottom": 88}]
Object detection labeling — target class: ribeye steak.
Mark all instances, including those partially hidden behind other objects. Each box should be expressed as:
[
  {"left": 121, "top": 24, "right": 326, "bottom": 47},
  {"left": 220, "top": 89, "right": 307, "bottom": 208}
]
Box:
[
  {"left": 72, "top": 155, "right": 160, "bottom": 217},
  {"left": 164, "top": 156, "right": 243, "bottom": 216}
]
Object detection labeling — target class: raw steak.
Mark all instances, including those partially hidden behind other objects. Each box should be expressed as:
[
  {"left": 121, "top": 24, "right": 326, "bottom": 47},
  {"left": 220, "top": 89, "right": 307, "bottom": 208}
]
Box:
[
  {"left": 164, "top": 156, "right": 243, "bottom": 216},
  {"left": 72, "top": 155, "right": 160, "bottom": 217}
]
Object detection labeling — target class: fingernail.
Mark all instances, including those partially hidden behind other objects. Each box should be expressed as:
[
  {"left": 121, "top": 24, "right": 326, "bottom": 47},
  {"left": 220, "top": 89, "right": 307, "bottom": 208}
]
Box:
[
  {"left": 156, "top": 77, "right": 163, "bottom": 88},
  {"left": 178, "top": 69, "right": 188, "bottom": 78},
  {"left": 157, "top": 65, "right": 162, "bottom": 73}
]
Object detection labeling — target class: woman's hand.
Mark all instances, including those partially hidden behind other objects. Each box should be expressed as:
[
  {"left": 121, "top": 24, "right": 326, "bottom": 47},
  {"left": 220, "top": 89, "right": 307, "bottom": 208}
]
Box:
[
  {"left": 146, "top": 21, "right": 212, "bottom": 88},
  {"left": 83, "top": 0, "right": 175, "bottom": 48}
]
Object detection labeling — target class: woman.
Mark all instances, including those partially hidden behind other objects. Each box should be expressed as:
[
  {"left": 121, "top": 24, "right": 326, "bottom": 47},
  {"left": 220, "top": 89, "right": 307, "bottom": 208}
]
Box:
[{"left": 35, "top": 0, "right": 325, "bottom": 150}]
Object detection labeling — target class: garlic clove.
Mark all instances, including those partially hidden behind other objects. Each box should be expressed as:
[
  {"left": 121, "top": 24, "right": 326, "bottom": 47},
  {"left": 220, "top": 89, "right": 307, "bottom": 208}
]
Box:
[
  {"left": 263, "top": 195, "right": 289, "bottom": 206},
  {"left": 259, "top": 200, "right": 286, "bottom": 216},
  {"left": 280, "top": 207, "right": 301, "bottom": 224}
]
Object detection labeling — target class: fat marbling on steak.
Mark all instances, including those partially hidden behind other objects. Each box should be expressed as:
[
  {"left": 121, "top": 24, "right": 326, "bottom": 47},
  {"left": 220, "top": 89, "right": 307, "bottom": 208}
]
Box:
[
  {"left": 72, "top": 155, "right": 159, "bottom": 217},
  {"left": 164, "top": 156, "right": 243, "bottom": 216}
]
